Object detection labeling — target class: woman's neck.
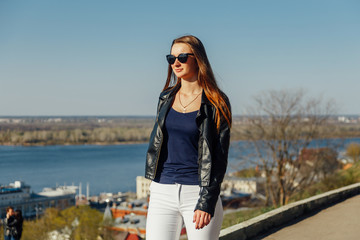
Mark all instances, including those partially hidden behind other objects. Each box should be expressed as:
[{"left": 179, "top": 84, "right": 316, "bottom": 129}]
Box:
[{"left": 180, "top": 79, "right": 203, "bottom": 95}]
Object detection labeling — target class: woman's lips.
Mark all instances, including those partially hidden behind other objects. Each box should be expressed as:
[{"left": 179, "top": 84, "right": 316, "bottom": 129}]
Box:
[{"left": 175, "top": 69, "right": 182, "bottom": 73}]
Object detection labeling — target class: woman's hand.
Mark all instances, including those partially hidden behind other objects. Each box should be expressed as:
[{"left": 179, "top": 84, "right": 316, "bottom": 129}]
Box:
[{"left": 193, "top": 210, "right": 211, "bottom": 229}]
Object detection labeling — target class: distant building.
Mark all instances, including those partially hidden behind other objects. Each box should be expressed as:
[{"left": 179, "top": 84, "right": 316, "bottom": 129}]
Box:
[
  {"left": 109, "top": 200, "right": 186, "bottom": 239},
  {"left": 111, "top": 200, "right": 148, "bottom": 219},
  {"left": 221, "top": 176, "right": 264, "bottom": 195},
  {"left": 136, "top": 176, "right": 151, "bottom": 199},
  {"left": 111, "top": 213, "right": 147, "bottom": 239},
  {"left": 0, "top": 118, "right": 10, "bottom": 123},
  {"left": 109, "top": 199, "right": 148, "bottom": 240},
  {"left": 338, "top": 116, "right": 350, "bottom": 123},
  {"left": 0, "top": 181, "right": 77, "bottom": 219},
  {"left": 136, "top": 174, "right": 263, "bottom": 202},
  {"left": 296, "top": 147, "right": 339, "bottom": 184}
]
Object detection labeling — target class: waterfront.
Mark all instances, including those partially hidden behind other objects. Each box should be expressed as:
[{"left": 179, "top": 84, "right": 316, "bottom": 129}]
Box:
[{"left": 1, "top": 138, "right": 359, "bottom": 195}]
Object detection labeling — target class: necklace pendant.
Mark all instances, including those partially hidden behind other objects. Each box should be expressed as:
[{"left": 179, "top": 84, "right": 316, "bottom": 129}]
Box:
[{"left": 183, "top": 108, "right": 186, "bottom": 113}]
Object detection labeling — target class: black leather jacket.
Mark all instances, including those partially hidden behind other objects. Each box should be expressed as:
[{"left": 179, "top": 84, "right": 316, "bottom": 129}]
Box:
[{"left": 145, "top": 84, "right": 231, "bottom": 216}]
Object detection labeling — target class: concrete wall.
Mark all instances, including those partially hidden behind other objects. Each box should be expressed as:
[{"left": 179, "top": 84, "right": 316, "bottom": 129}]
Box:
[{"left": 219, "top": 182, "right": 360, "bottom": 240}]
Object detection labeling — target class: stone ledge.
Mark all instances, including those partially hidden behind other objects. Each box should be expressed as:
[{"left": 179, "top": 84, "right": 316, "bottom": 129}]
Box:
[{"left": 219, "top": 182, "right": 360, "bottom": 240}]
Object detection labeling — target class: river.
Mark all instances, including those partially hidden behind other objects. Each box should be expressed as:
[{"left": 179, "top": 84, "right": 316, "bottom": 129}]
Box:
[{"left": 1, "top": 138, "right": 359, "bottom": 195}]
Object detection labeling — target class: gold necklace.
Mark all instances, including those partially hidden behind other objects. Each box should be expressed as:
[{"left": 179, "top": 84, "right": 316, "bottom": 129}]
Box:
[{"left": 178, "top": 91, "right": 202, "bottom": 113}]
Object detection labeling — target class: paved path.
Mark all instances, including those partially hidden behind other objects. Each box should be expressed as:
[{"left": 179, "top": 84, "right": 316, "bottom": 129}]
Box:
[{"left": 253, "top": 194, "right": 360, "bottom": 240}]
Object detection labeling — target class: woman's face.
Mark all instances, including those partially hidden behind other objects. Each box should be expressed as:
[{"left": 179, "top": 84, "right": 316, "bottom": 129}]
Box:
[
  {"left": 170, "top": 43, "right": 198, "bottom": 81},
  {"left": 7, "top": 209, "right": 14, "bottom": 217}
]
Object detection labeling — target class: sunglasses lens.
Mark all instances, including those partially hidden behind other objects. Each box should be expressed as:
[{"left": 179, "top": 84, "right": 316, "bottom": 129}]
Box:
[
  {"left": 166, "top": 55, "right": 175, "bottom": 64},
  {"left": 166, "top": 53, "right": 193, "bottom": 64},
  {"left": 177, "top": 54, "right": 188, "bottom": 63}
]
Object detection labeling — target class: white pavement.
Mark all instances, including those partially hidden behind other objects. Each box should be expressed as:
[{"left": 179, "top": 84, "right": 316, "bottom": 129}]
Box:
[{"left": 253, "top": 194, "right": 360, "bottom": 240}]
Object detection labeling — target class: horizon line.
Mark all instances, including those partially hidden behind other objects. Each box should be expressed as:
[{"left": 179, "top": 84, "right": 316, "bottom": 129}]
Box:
[{"left": 0, "top": 114, "right": 359, "bottom": 118}]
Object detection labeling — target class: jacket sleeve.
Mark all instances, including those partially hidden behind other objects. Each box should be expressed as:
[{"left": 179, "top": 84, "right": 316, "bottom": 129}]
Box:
[
  {"left": 6, "top": 218, "right": 17, "bottom": 227},
  {"left": 145, "top": 95, "right": 162, "bottom": 179},
  {"left": 195, "top": 99, "right": 231, "bottom": 217}
]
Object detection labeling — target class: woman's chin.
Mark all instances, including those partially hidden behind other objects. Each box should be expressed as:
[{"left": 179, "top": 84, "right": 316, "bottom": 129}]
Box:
[
  {"left": 174, "top": 73, "right": 185, "bottom": 79},
  {"left": 175, "top": 74, "right": 198, "bottom": 82}
]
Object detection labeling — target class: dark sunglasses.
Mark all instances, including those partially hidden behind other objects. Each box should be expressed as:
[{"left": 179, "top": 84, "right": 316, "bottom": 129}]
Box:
[{"left": 166, "top": 53, "right": 194, "bottom": 64}]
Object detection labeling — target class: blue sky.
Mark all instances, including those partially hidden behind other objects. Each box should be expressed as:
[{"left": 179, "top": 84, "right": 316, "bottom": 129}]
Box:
[{"left": 1, "top": 0, "right": 359, "bottom": 116}]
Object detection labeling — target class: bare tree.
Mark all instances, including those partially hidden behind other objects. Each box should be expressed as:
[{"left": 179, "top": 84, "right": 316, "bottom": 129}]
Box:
[
  {"left": 241, "top": 89, "right": 337, "bottom": 206},
  {"left": 298, "top": 147, "right": 339, "bottom": 183}
]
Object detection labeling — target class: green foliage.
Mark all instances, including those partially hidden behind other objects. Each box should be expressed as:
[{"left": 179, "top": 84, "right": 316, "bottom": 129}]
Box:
[
  {"left": 222, "top": 162, "right": 360, "bottom": 229},
  {"left": 21, "top": 206, "right": 105, "bottom": 240},
  {"left": 71, "top": 206, "right": 103, "bottom": 240},
  {"left": 290, "top": 162, "right": 360, "bottom": 202},
  {"left": 233, "top": 168, "right": 260, "bottom": 178},
  {"left": 21, "top": 208, "right": 62, "bottom": 240},
  {"left": 346, "top": 142, "right": 360, "bottom": 162},
  {"left": 222, "top": 206, "right": 275, "bottom": 229}
]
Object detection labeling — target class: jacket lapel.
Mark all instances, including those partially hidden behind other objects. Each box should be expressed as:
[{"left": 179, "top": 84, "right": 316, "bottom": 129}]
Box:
[{"left": 196, "top": 90, "right": 213, "bottom": 126}]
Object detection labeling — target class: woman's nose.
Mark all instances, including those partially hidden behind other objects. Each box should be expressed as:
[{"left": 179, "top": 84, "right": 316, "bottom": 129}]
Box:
[{"left": 174, "top": 59, "right": 181, "bottom": 66}]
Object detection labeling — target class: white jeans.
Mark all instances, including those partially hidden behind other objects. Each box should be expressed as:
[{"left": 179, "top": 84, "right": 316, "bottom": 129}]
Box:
[{"left": 146, "top": 181, "right": 223, "bottom": 240}]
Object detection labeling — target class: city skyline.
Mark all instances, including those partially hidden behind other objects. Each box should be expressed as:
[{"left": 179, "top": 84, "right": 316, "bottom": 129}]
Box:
[{"left": 1, "top": 0, "right": 359, "bottom": 116}]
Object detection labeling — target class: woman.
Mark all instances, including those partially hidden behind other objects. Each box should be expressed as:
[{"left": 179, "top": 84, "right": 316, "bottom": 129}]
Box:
[
  {"left": 3, "top": 206, "right": 14, "bottom": 240},
  {"left": 12, "top": 210, "right": 23, "bottom": 240},
  {"left": 7, "top": 209, "right": 23, "bottom": 240},
  {"left": 145, "top": 35, "right": 231, "bottom": 240}
]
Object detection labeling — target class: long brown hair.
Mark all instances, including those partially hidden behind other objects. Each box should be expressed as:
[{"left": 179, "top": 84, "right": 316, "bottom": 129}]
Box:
[{"left": 163, "top": 35, "right": 232, "bottom": 131}]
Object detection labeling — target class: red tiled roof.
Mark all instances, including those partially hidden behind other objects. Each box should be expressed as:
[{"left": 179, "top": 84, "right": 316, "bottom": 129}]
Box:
[
  {"left": 126, "top": 233, "right": 140, "bottom": 240},
  {"left": 299, "top": 148, "right": 332, "bottom": 162}
]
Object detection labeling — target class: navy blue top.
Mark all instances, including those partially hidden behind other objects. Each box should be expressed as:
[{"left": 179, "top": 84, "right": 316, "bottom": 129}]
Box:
[{"left": 156, "top": 107, "right": 200, "bottom": 185}]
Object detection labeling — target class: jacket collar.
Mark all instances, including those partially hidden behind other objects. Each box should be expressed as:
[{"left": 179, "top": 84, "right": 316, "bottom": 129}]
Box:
[{"left": 159, "top": 83, "right": 212, "bottom": 106}]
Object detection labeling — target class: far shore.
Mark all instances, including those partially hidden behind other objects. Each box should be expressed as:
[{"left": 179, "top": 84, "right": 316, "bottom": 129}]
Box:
[
  {"left": 2, "top": 136, "right": 360, "bottom": 147},
  {"left": 0, "top": 141, "right": 150, "bottom": 147}
]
